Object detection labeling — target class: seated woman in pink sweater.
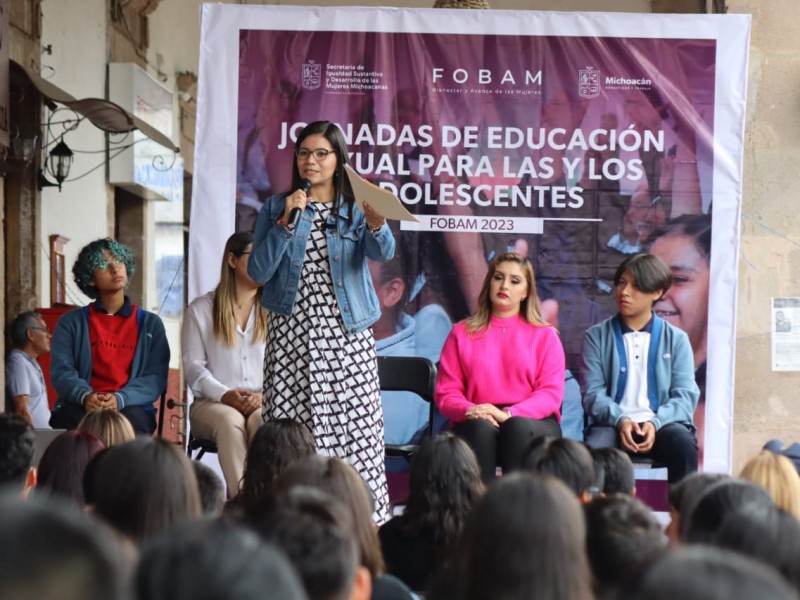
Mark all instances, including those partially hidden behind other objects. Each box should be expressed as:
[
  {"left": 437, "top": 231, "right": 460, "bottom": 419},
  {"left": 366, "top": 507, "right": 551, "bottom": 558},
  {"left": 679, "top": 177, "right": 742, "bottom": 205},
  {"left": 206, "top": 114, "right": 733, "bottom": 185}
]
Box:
[{"left": 435, "top": 252, "right": 565, "bottom": 483}]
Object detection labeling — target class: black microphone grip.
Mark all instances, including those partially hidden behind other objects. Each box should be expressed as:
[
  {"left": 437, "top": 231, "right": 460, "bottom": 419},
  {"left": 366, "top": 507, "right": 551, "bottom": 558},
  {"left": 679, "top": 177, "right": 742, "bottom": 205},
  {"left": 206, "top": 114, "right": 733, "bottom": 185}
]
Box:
[{"left": 288, "top": 179, "right": 313, "bottom": 228}]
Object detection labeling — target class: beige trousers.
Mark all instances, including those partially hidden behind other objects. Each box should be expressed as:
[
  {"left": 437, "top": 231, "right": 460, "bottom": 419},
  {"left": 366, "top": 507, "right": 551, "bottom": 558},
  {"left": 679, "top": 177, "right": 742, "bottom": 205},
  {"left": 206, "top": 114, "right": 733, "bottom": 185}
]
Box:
[{"left": 189, "top": 398, "right": 264, "bottom": 496}]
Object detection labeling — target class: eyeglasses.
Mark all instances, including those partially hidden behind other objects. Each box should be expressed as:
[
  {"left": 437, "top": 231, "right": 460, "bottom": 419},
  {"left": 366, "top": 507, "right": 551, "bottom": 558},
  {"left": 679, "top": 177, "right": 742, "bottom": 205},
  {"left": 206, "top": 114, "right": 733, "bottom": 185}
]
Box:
[
  {"left": 28, "top": 327, "right": 50, "bottom": 334},
  {"left": 232, "top": 250, "right": 251, "bottom": 257},
  {"left": 96, "top": 259, "right": 124, "bottom": 271},
  {"left": 295, "top": 148, "right": 334, "bottom": 161}
]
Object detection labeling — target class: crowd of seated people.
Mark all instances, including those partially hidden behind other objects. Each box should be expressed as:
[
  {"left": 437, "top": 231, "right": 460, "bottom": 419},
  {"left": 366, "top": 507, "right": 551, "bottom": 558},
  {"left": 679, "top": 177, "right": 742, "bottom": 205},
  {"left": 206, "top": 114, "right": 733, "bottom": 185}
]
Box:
[
  {"left": 26, "top": 233, "right": 697, "bottom": 486},
  {"left": 3, "top": 406, "right": 800, "bottom": 600},
  {"left": 7, "top": 228, "right": 795, "bottom": 600}
]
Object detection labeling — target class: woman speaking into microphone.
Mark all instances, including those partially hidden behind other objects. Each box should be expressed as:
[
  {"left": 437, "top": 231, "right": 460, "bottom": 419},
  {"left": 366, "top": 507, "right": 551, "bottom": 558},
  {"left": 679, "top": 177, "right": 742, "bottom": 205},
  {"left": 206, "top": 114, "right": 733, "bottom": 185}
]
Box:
[{"left": 248, "top": 120, "right": 395, "bottom": 522}]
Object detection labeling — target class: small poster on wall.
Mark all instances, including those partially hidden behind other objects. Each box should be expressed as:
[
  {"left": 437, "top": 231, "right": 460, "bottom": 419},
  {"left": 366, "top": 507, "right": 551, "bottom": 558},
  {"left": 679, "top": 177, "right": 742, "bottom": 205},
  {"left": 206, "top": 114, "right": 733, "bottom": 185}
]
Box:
[{"left": 772, "top": 297, "right": 800, "bottom": 371}]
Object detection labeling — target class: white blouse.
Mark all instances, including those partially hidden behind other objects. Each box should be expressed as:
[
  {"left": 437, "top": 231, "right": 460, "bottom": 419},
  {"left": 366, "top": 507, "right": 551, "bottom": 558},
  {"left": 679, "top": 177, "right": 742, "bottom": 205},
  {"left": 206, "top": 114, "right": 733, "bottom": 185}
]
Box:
[{"left": 181, "top": 291, "right": 266, "bottom": 401}]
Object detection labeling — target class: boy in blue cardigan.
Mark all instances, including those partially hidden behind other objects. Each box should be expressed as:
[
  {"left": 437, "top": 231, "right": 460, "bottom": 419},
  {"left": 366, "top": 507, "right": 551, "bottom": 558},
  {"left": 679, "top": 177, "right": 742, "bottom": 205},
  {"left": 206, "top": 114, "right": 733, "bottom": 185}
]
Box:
[{"left": 581, "top": 253, "right": 699, "bottom": 482}]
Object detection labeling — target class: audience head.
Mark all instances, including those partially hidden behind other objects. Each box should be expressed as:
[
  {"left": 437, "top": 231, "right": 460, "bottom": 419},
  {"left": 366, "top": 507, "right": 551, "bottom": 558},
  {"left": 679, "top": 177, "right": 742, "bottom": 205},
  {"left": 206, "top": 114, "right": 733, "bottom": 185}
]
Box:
[
  {"left": 402, "top": 432, "right": 484, "bottom": 555},
  {"left": 0, "top": 413, "right": 36, "bottom": 495},
  {"left": 584, "top": 494, "right": 665, "bottom": 598},
  {"left": 219, "top": 231, "right": 254, "bottom": 289},
  {"left": 683, "top": 478, "right": 774, "bottom": 545},
  {"left": 0, "top": 494, "right": 129, "bottom": 600},
  {"left": 614, "top": 253, "right": 673, "bottom": 302},
  {"left": 274, "top": 455, "right": 384, "bottom": 576},
  {"left": 253, "top": 486, "right": 368, "bottom": 600},
  {"left": 468, "top": 252, "right": 548, "bottom": 331},
  {"left": 82, "top": 447, "right": 107, "bottom": 507},
  {"left": 617, "top": 546, "right": 797, "bottom": 600},
  {"left": 522, "top": 436, "right": 597, "bottom": 501},
  {"left": 136, "top": 518, "right": 307, "bottom": 600},
  {"left": 292, "top": 120, "right": 354, "bottom": 201},
  {"left": 739, "top": 449, "right": 800, "bottom": 519},
  {"left": 8, "top": 310, "right": 50, "bottom": 353},
  {"left": 192, "top": 461, "right": 225, "bottom": 516},
  {"left": 665, "top": 471, "right": 729, "bottom": 545},
  {"left": 88, "top": 437, "right": 202, "bottom": 544},
  {"left": 591, "top": 454, "right": 606, "bottom": 496},
  {"left": 238, "top": 419, "right": 316, "bottom": 518},
  {"left": 36, "top": 430, "right": 104, "bottom": 506},
  {"left": 716, "top": 505, "right": 800, "bottom": 593},
  {"left": 77, "top": 410, "right": 135, "bottom": 447},
  {"left": 591, "top": 447, "right": 635, "bottom": 495},
  {"left": 763, "top": 439, "right": 800, "bottom": 475},
  {"left": 460, "top": 472, "right": 593, "bottom": 600},
  {"left": 214, "top": 231, "right": 267, "bottom": 346},
  {"left": 72, "top": 238, "right": 136, "bottom": 299}
]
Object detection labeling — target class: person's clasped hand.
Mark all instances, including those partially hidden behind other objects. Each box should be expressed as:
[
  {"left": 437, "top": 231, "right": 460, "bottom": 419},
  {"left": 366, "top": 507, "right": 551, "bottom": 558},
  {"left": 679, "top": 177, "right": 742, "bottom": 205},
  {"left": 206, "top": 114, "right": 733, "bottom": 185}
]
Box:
[
  {"left": 465, "top": 403, "right": 511, "bottom": 428},
  {"left": 619, "top": 419, "right": 656, "bottom": 453},
  {"left": 221, "top": 389, "right": 261, "bottom": 417},
  {"left": 85, "top": 392, "right": 119, "bottom": 412}
]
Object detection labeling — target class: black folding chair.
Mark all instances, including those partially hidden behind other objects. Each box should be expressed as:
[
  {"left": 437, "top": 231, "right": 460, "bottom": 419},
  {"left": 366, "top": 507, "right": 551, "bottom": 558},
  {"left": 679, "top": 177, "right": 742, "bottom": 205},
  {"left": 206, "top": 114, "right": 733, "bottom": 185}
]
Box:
[
  {"left": 187, "top": 432, "right": 218, "bottom": 461},
  {"left": 173, "top": 397, "right": 218, "bottom": 460},
  {"left": 378, "top": 355, "right": 438, "bottom": 460},
  {"left": 157, "top": 392, "right": 217, "bottom": 459},
  {"left": 156, "top": 391, "right": 168, "bottom": 438}
]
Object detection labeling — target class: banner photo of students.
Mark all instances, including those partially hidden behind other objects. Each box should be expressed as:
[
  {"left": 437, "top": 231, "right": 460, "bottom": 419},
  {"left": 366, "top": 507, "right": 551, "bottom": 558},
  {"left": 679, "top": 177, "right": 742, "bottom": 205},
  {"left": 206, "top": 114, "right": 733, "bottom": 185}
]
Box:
[{"left": 191, "top": 5, "right": 750, "bottom": 473}]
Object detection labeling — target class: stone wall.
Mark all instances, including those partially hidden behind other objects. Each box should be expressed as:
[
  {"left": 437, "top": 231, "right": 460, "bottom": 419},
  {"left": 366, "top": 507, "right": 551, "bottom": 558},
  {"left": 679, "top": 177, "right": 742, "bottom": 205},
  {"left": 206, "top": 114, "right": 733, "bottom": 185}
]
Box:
[{"left": 727, "top": 0, "right": 800, "bottom": 473}]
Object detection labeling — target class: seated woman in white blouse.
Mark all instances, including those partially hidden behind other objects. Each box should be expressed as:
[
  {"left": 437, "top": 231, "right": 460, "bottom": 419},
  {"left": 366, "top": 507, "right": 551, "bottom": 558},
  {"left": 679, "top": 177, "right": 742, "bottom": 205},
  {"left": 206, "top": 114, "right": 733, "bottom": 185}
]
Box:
[{"left": 181, "top": 232, "right": 268, "bottom": 496}]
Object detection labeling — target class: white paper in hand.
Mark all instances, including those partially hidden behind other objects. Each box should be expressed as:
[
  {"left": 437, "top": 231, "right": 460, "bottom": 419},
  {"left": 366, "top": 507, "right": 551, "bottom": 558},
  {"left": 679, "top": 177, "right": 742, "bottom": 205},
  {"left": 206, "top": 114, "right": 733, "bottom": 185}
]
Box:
[{"left": 344, "top": 164, "right": 420, "bottom": 222}]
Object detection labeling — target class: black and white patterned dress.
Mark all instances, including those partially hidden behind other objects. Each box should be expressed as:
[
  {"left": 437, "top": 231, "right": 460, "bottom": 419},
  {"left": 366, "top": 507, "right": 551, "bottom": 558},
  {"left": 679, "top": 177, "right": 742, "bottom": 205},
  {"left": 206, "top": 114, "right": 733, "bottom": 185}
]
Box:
[{"left": 262, "top": 201, "right": 389, "bottom": 523}]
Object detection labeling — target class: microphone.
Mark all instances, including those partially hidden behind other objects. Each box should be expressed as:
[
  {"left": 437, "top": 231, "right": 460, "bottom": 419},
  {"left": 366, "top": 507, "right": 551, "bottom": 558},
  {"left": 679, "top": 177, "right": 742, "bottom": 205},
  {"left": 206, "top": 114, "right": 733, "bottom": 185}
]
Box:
[{"left": 288, "top": 178, "right": 312, "bottom": 228}]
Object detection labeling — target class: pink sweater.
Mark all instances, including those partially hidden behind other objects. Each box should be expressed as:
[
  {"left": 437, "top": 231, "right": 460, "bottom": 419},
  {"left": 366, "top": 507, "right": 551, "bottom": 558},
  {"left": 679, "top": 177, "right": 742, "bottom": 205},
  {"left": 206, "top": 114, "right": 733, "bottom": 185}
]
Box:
[{"left": 435, "top": 314, "right": 565, "bottom": 423}]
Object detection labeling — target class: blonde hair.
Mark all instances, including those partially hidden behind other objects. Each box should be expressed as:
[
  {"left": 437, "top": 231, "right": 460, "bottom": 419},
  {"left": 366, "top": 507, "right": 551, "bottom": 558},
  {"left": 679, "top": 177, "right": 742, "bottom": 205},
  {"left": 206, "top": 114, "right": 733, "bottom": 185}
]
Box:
[
  {"left": 740, "top": 450, "right": 800, "bottom": 518},
  {"left": 464, "top": 252, "right": 549, "bottom": 334},
  {"left": 76, "top": 410, "right": 135, "bottom": 447},
  {"left": 213, "top": 232, "right": 268, "bottom": 346}
]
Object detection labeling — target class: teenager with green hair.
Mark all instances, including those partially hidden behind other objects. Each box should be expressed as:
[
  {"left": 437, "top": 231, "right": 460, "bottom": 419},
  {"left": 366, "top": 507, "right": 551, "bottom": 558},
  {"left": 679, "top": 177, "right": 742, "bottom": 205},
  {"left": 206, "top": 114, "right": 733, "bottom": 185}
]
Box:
[{"left": 49, "top": 238, "right": 170, "bottom": 434}]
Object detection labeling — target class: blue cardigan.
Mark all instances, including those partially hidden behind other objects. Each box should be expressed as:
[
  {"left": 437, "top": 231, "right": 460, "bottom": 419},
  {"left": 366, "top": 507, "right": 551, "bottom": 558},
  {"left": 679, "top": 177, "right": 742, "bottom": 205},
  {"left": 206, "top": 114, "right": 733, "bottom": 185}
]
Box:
[
  {"left": 580, "top": 314, "right": 699, "bottom": 431},
  {"left": 50, "top": 305, "right": 170, "bottom": 412}
]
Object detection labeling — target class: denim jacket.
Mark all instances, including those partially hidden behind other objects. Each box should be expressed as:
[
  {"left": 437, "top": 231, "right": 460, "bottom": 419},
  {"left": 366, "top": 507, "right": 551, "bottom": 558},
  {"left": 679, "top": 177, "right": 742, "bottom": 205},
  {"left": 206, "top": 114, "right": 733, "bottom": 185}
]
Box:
[{"left": 248, "top": 193, "right": 395, "bottom": 334}]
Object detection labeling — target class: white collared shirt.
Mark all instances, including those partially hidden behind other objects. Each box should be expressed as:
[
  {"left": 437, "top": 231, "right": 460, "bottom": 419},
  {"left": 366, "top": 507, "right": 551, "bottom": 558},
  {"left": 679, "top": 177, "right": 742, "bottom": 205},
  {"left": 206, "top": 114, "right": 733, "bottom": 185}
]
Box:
[
  {"left": 618, "top": 329, "right": 656, "bottom": 423},
  {"left": 181, "top": 291, "right": 266, "bottom": 401}
]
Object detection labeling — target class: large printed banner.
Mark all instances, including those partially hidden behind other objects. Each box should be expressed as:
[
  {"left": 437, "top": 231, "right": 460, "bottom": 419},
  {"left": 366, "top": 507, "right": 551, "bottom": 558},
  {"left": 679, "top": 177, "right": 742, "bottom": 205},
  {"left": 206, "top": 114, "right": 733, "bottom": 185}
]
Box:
[{"left": 192, "top": 5, "right": 750, "bottom": 473}]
